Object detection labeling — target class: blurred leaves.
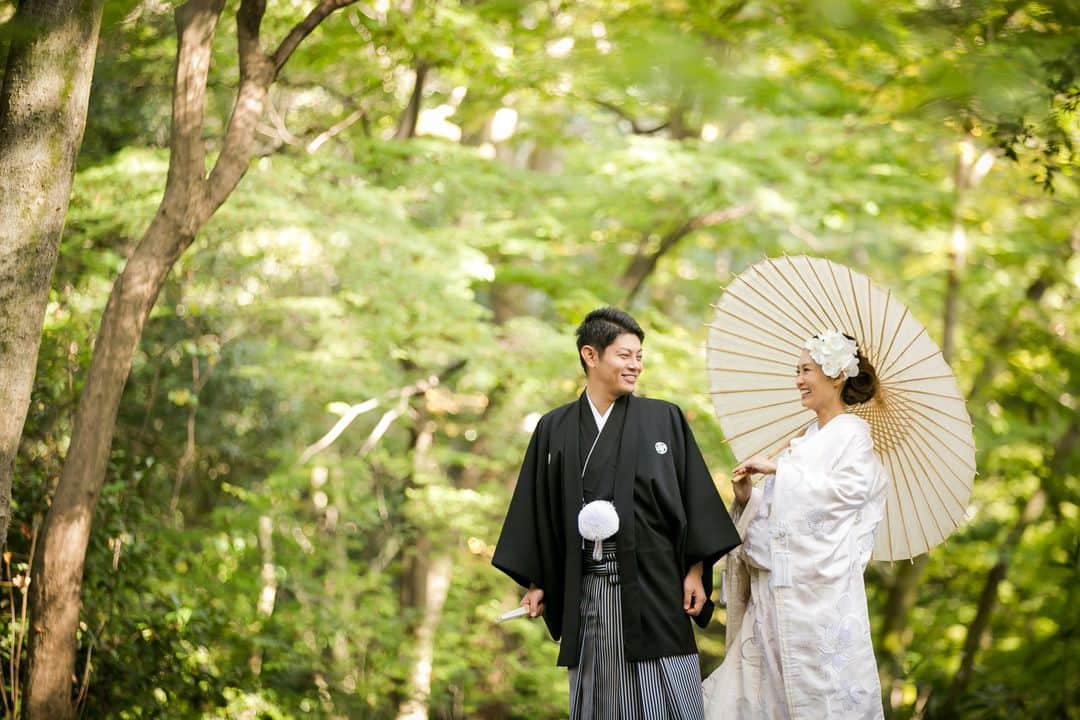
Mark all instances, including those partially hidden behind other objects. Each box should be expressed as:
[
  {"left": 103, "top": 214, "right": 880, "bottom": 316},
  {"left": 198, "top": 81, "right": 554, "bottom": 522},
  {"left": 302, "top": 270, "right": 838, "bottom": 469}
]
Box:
[{"left": 2, "top": 0, "right": 1077, "bottom": 717}]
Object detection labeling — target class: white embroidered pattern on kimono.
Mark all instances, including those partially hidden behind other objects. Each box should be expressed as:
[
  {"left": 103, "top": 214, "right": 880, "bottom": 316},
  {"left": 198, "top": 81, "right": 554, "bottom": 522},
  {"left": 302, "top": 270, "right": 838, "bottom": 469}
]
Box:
[{"left": 703, "top": 414, "right": 889, "bottom": 720}]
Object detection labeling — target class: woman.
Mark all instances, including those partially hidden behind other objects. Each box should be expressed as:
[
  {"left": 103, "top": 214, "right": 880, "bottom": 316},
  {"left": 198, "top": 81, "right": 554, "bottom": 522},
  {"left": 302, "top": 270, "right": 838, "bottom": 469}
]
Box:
[{"left": 702, "top": 330, "right": 888, "bottom": 720}]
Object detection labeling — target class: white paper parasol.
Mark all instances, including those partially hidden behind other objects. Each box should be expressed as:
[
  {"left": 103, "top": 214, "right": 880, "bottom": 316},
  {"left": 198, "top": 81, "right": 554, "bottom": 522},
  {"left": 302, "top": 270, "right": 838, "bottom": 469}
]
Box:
[{"left": 707, "top": 255, "right": 975, "bottom": 561}]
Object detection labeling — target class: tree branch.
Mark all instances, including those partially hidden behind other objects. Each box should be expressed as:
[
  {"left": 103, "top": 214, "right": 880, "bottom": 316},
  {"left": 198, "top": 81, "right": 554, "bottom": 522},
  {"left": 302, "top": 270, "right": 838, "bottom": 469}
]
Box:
[
  {"left": 590, "top": 97, "right": 669, "bottom": 135},
  {"left": 210, "top": 0, "right": 360, "bottom": 207},
  {"left": 299, "top": 360, "right": 467, "bottom": 464},
  {"left": 621, "top": 204, "right": 753, "bottom": 303},
  {"left": 271, "top": 0, "right": 356, "bottom": 77},
  {"left": 166, "top": 0, "right": 226, "bottom": 217},
  {"left": 298, "top": 399, "right": 381, "bottom": 464},
  {"left": 207, "top": 0, "right": 274, "bottom": 208},
  {"left": 307, "top": 107, "right": 366, "bottom": 153},
  {"left": 940, "top": 416, "right": 1079, "bottom": 710}
]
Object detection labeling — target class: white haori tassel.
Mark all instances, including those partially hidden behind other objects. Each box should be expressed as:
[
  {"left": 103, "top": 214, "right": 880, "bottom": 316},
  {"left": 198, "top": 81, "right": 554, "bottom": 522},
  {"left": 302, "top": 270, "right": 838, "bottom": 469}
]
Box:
[
  {"left": 772, "top": 550, "right": 792, "bottom": 588},
  {"left": 578, "top": 500, "right": 620, "bottom": 560}
]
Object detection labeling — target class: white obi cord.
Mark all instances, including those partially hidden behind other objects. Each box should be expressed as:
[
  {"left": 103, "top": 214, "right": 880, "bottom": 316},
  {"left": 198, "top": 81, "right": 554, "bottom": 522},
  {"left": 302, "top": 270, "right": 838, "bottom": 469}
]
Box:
[{"left": 578, "top": 500, "right": 620, "bottom": 560}]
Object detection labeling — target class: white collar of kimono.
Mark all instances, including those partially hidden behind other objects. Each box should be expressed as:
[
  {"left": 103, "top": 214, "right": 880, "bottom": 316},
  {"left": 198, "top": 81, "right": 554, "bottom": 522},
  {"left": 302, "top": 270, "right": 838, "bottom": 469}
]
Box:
[{"left": 585, "top": 391, "right": 614, "bottom": 433}]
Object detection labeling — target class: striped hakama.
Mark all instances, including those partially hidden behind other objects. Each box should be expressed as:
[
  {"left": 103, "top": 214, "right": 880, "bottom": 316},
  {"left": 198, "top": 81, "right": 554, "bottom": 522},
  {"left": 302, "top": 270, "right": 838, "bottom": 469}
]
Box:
[{"left": 569, "top": 540, "right": 706, "bottom": 720}]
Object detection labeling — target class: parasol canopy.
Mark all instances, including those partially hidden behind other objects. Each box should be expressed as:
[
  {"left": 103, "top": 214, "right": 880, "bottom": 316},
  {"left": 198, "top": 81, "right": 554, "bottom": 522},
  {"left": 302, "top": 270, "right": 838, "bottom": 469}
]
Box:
[{"left": 707, "top": 255, "right": 975, "bottom": 561}]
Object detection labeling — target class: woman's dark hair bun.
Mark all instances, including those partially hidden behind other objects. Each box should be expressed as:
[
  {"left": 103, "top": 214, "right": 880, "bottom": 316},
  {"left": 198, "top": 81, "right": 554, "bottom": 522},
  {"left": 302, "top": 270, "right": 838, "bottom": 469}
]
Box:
[{"left": 842, "top": 348, "right": 878, "bottom": 405}]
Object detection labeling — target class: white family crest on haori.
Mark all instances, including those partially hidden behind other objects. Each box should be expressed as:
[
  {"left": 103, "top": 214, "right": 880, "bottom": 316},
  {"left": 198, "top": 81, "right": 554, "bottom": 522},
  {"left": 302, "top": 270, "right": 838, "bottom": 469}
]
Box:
[
  {"left": 655, "top": 441, "right": 669, "bottom": 455},
  {"left": 706, "top": 255, "right": 976, "bottom": 561}
]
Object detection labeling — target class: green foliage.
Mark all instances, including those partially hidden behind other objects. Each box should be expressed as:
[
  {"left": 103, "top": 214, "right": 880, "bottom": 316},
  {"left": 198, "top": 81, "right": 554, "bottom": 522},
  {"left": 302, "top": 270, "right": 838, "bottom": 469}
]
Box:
[{"left": 3, "top": 0, "right": 1078, "bottom": 717}]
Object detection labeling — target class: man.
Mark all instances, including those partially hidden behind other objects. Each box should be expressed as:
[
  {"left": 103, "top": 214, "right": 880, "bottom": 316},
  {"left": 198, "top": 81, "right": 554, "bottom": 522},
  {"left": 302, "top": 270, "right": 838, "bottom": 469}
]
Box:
[{"left": 493, "top": 307, "right": 740, "bottom": 718}]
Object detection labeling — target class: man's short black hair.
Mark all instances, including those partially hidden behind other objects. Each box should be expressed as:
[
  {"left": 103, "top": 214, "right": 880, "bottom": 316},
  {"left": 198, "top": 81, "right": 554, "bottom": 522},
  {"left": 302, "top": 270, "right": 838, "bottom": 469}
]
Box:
[{"left": 575, "top": 307, "right": 645, "bottom": 373}]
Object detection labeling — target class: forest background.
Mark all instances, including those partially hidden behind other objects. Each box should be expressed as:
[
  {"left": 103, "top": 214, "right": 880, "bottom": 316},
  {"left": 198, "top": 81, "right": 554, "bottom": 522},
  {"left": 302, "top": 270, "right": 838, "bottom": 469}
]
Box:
[{"left": 0, "top": 0, "right": 1077, "bottom": 718}]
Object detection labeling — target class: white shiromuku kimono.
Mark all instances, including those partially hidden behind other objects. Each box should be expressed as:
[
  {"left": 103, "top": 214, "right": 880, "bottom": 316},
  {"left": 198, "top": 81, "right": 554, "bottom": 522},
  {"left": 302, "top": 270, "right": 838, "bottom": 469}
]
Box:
[{"left": 702, "top": 413, "right": 889, "bottom": 720}]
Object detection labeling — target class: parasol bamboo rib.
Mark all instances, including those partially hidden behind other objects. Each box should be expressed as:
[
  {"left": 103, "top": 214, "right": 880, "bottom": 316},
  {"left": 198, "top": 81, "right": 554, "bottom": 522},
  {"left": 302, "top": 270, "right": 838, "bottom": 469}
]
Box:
[
  {"left": 875, "top": 290, "right": 893, "bottom": 367},
  {"left": 746, "top": 262, "right": 822, "bottom": 338},
  {"left": 743, "top": 265, "right": 819, "bottom": 334},
  {"left": 862, "top": 401, "right": 908, "bottom": 451},
  {"left": 893, "top": 428, "right": 970, "bottom": 523},
  {"left": 740, "top": 419, "right": 813, "bottom": 463},
  {"left": 797, "top": 256, "right": 851, "bottom": 334},
  {"left": 706, "top": 346, "right": 796, "bottom": 368},
  {"left": 711, "top": 387, "right": 801, "bottom": 396},
  {"left": 893, "top": 462, "right": 936, "bottom": 556},
  {"left": 723, "top": 407, "right": 811, "bottom": 443},
  {"left": 822, "top": 260, "right": 860, "bottom": 341},
  {"left": 711, "top": 368, "right": 794, "bottom": 378},
  {"left": 715, "top": 397, "right": 801, "bottom": 418},
  {"left": 766, "top": 257, "right": 833, "bottom": 332},
  {"left": 863, "top": 267, "right": 875, "bottom": 364},
  {"left": 711, "top": 306, "right": 803, "bottom": 353},
  {"left": 815, "top": 257, "right": 857, "bottom": 336},
  {"left": 888, "top": 349, "right": 948, "bottom": 381},
  {"left": 781, "top": 256, "right": 843, "bottom": 333},
  {"left": 890, "top": 396, "right": 978, "bottom": 462},
  {"left": 878, "top": 325, "right": 929, "bottom": 378},
  {"left": 722, "top": 284, "right": 811, "bottom": 347},
  {"left": 894, "top": 394, "right": 976, "bottom": 427},
  {"left": 897, "top": 424, "right": 974, "bottom": 494},
  {"left": 880, "top": 450, "right": 906, "bottom": 557},
  {"left": 892, "top": 425, "right": 975, "bottom": 501},
  {"left": 846, "top": 264, "right": 871, "bottom": 353},
  {"left": 878, "top": 304, "right": 909, "bottom": 370},
  {"left": 902, "top": 435, "right": 964, "bottom": 538},
  {"left": 889, "top": 433, "right": 954, "bottom": 541},
  {"left": 899, "top": 387, "right": 978, "bottom": 402},
  {"left": 884, "top": 447, "right": 916, "bottom": 558},
  {"left": 706, "top": 324, "right": 794, "bottom": 359},
  {"left": 887, "top": 374, "right": 957, "bottom": 385},
  {"left": 883, "top": 406, "right": 974, "bottom": 488}
]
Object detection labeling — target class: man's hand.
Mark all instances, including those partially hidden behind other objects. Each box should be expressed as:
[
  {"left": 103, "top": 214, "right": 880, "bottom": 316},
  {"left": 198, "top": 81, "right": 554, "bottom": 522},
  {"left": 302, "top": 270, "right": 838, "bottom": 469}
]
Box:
[
  {"left": 521, "top": 584, "right": 545, "bottom": 618},
  {"left": 683, "top": 562, "right": 706, "bottom": 617}
]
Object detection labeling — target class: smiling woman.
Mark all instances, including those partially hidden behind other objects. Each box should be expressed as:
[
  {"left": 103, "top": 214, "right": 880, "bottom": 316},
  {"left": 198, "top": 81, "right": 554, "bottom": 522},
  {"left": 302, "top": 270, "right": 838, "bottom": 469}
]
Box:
[{"left": 704, "top": 333, "right": 889, "bottom": 720}]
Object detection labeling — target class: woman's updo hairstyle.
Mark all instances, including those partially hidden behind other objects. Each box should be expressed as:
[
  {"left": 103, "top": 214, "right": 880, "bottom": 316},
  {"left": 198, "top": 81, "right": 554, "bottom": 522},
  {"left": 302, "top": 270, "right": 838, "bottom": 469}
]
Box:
[{"left": 841, "top": 337, "right": 879, "bottom": 406}]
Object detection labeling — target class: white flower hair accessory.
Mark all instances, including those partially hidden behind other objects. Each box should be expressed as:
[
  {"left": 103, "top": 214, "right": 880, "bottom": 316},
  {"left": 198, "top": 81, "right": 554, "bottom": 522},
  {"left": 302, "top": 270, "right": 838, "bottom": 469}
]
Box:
[{"left": 804, "top": 331, "right": 861, "bottom": 379}]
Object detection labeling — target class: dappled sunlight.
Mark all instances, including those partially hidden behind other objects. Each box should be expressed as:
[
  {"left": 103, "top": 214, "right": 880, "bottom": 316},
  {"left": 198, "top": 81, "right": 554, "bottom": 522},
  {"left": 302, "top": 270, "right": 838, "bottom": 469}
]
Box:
[{"left": 4, "top": 0, "right": 1076, "bottom": 716}]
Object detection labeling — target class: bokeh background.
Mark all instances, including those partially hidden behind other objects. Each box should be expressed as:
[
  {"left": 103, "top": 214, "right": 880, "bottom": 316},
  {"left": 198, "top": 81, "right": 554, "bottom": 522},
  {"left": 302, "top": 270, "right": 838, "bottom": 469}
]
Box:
[{"left": 2, "top": 0, "right": 1077, "bottom": 717}]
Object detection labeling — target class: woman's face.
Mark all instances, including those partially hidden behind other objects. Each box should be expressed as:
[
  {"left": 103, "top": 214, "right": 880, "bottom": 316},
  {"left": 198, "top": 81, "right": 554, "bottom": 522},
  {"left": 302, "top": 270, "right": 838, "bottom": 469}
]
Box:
[{"left": 796, "top": 348, "right": 842, "bottom": 412}]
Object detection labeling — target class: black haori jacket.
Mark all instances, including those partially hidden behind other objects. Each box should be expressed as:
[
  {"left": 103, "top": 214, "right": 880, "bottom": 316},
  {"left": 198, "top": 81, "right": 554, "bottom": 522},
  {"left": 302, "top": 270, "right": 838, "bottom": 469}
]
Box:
[{"left": 493, "top": 393, "right": 741, "bottom": 666}]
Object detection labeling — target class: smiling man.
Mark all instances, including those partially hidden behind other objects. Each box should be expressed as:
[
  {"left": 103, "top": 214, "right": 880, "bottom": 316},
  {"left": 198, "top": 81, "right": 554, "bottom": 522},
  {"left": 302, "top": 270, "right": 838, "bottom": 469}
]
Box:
[{"left": 493, "top": 307, "right": 740, "bottom": 719}]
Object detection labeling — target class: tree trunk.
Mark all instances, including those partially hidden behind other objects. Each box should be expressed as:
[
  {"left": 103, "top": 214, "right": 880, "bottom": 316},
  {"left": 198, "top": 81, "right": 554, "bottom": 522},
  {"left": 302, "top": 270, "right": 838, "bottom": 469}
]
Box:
[
  {"left": 397, "top": 554, "right": 454, "bottom": 720},
  {"left": 395, "top": 60, "right": 427, "bottom": 140},
  {"left": 877, "top": 556, "right": 927, "bottom": 712},
  {"left": 938, "top": 417, "right": 1079, "bottom": 712},
  {"left": 25, "top": 211, "right": 202, "bottom": 720},
  {"left": 0, "top": 0, "right": 105, "bottom": 551},
  {"left": 250, "top": 514, "right": 277, "bottom": 676},
  {"left": 25, "top": 0, "right": 358, "bottom": 713}
]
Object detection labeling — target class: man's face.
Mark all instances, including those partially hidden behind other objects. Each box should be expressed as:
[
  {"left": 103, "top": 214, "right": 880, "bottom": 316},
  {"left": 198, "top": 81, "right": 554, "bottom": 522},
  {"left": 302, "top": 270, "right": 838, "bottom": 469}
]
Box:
[{"left": 584, "top": 333, "right": 643, "bottom": 397}]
